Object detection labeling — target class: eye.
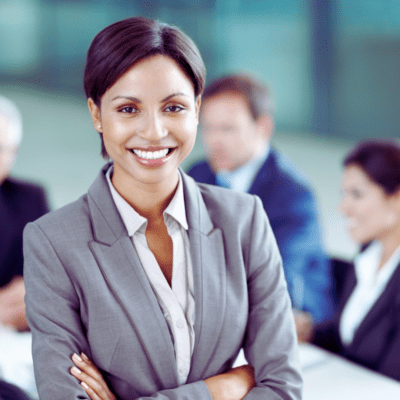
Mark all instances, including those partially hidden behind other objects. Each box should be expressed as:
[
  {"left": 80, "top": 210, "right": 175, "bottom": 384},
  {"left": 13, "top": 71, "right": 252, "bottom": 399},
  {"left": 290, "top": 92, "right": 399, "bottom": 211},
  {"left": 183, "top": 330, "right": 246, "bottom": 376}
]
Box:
[
  {"left": 221, "top": 126, "right": 235, "bottom": 133},
  {"left": 350, "top": 188, "right": 363, "bottom": 199},
  {"left": 118, "top": 106, "right": 138, "bottom": 114},
  {"left": 164, "top": 105, "right": 185, "bottom": 113}
]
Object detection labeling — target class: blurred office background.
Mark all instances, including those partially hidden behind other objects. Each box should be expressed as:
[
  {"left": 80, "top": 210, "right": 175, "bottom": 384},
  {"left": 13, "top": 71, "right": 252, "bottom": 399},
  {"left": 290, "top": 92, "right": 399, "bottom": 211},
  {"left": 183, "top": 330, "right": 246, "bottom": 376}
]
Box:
[{"left": 1, "top": 0, "right": 399, "bottom": 259}]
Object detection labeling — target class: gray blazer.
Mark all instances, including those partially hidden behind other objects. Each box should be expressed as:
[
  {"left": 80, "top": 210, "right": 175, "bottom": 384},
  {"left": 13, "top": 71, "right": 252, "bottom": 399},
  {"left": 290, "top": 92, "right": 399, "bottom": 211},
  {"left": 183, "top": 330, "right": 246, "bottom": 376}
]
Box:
[{"left": 23, "top": 164, "right": 302, "bottom": 400}]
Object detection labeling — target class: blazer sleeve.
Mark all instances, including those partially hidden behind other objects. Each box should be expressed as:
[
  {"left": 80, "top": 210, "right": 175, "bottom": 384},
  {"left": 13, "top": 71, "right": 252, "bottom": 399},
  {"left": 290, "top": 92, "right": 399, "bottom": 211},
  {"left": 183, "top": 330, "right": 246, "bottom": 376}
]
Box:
[
  {"left": 24, "top": 222, "right": 93, "bottom": 399},
  {"left": 270, "top": 184, "right": 334, "bottom": 323},
  {"left": 24, "top": 222, "right": 213, "bottom": 400},
  {"left": 373, "top": 294, "right": 400, "bottom": 381},
  {"left": 242, "top": 196, "right": 303, "bottom": 400}
]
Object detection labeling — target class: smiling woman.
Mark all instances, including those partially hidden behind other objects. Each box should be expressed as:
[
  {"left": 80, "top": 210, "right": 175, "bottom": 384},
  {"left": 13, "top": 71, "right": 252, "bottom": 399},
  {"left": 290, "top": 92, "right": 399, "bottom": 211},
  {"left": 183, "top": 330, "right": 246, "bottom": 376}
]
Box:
[
  {"left": 299, "top": 140, "right": 400, "bottom": 382},
  {"left": 87, "top": 55, "right": 200, "bottom": 193},
  {"left": 23, "top": 17, "right": 302, "bottom": 400}
]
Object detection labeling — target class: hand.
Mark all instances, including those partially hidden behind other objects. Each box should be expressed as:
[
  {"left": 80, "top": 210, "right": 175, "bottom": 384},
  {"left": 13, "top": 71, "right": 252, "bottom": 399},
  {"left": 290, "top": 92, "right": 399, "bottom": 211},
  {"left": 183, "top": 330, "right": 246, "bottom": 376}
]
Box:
[
  {"left": 70, "top": 353, "right": 116, "bottom": 400},
  {"left": 294, "top": 310, "right": 315, "bottom": 343},
  {"left": 205, "top": 364, "right": 256, "bottom": 400},
  {"left": 0, "top": 276, "right": 29, "bottom": 331}
]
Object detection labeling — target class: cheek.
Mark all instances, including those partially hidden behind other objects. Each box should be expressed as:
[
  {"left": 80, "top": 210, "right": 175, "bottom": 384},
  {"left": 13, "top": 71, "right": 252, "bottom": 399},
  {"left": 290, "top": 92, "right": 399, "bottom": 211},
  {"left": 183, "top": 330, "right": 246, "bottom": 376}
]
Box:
[
  {"left": 203, "top": 135, "right": 225, "bottom": 151},
  {"left": 102, "top": 120, "right": 130, "bottom": 143},
  {"left": 181, "top": 120, "right": 197, "bottom": 146},
  {"left": 359, "top": 207, "right": 395, "bottom": 238}
]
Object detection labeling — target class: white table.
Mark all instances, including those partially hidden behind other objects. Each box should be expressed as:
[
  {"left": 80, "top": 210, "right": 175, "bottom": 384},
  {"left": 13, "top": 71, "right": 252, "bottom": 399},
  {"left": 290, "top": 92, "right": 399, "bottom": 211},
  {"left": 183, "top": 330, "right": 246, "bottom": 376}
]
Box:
[
  {"left": 0, "top": 325, "right": 37, "bottom": 399},
  {"left": 234, "top": 343, "right": 400, "bottom": 399},
  {"left": 300, "top": 343, "right": 400, "bottom": 399}
]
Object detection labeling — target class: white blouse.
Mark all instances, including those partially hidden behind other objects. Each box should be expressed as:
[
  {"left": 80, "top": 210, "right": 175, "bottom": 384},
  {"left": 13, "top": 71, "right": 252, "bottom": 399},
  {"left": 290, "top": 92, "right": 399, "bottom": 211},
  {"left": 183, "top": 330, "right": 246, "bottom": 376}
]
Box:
[
  {"left": 106, "top": 167, "right": 195, "bottom": 385},
  {"left": 340, "top": 240, "right": 400, "bottom": 345}
]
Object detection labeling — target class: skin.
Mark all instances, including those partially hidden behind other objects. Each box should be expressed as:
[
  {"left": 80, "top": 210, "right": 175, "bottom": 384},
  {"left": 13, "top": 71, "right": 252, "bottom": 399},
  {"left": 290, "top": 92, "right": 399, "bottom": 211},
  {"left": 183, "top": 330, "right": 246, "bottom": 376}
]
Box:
[
  {"left": 0, "top": 115, "right": 18, "bottom": 185},
  {"left": 0, "top": 276, "right": 28, "bottom": 331},
  {"left": 73, "top": 55, "right": 256, "bottom": 399},
  {"left": 0, "top": 115, "right": 27, "bottom": 331},
  {"left": 340, "top": 164, "right": 400, "bottom": 267},
  {"left": 296, "top": 163, "right": 400, "bottom": 342},
  {"left": 200, "top": 92, "right": 273, "bottom": 173}
]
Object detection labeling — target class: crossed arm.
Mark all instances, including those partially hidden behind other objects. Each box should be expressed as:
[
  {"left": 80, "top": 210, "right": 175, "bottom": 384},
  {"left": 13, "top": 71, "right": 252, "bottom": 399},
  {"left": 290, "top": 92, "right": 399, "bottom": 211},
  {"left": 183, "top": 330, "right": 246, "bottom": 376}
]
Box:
[{"left": 70, "top": 353, "right": 256, "bottom": 400}]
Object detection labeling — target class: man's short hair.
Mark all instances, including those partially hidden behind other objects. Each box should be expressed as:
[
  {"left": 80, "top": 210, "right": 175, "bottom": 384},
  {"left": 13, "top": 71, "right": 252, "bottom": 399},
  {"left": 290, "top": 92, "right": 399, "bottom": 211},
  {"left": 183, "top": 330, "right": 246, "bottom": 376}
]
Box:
[
  {"left": 202, "top": 73, "right": 275, "bottom": 120},
  {"left": 0, "top": 96, "right": 23, "bottom": 147}
]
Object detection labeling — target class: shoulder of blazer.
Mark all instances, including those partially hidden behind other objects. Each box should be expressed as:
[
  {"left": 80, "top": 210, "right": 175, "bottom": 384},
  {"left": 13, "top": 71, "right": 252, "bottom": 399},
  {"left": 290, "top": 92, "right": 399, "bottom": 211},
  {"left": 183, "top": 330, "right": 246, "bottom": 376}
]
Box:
[
  {"left": 344, "top": 260, "right": 400, "bottom": 350},
  {"left": 186, "top": 160, "right": 216, "bottom": 185},
  {"left": 1, "top": 177, "right": 48, "bottom": 210},
  {"left": 181, "top": 170, "right": 259, "bottom": 237},
  {"left": 251, "top": 148, "right": 313, "bottom": 195}
]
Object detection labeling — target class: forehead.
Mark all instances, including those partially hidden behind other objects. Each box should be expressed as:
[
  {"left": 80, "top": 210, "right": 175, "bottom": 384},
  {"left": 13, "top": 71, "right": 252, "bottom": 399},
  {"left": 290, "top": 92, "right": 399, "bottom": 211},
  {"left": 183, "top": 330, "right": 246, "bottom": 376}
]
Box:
[
  {"left": 343, "top": 165, "right": 385, "bottom": 197},
  {"left": 0, "top": 115, "right": 12, "bottom": 145},
  {"left": 103, "top": 55, "right": 195, "bottom": 100},
  {"left": 343, "top": 164, "right": 370, "bottom": 183},
  {"left": 201, "top": 92, "right": 253, "bottom": 120}
]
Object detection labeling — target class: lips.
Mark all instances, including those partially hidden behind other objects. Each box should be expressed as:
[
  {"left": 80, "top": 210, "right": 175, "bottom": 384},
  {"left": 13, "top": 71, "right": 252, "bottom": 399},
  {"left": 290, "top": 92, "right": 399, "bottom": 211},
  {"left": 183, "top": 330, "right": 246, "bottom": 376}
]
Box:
[{"left": 345, "top": 217, "right": 358, "bottom": 228}]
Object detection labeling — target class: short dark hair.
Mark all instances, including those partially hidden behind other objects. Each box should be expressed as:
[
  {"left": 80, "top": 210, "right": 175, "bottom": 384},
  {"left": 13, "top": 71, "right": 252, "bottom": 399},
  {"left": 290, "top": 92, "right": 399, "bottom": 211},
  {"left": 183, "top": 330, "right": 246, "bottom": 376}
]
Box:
[
  {"left": 344, "top": 140, "right": 400, "bottom": 195},
  {"left": 202, "top": 73, "right": 274, "bottom": 120},
  {"left": 83, "top": 17, "right": 206, "bottom": 158}
]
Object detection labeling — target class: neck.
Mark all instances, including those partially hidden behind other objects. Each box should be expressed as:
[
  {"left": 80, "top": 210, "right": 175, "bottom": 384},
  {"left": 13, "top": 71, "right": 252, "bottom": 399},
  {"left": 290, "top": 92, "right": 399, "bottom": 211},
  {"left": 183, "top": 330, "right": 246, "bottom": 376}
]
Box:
[
  {"left": 378, "top": 225, "right": 400, "bottom": 269},
  {"left": 111, "top": 168, "right": 179, "bottom": 222},
  {"left": 254, "top": 141, "right": 269, "bottom": 160}
]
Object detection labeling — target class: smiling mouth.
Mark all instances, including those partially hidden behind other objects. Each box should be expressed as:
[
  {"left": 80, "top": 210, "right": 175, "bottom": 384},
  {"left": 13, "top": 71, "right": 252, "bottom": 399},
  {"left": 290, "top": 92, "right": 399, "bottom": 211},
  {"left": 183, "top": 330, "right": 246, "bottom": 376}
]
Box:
[
  {"left": 131, "top": 148, "right": 174, "bottom": 160},
  {"left": 345, "top": 217, "right": 358, "bottom": 228}
]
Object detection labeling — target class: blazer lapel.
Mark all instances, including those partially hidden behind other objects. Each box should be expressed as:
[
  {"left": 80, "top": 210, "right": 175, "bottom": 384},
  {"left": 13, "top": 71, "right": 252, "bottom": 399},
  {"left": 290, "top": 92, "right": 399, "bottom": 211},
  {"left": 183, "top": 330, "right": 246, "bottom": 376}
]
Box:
[
  {"left": 87, "top": 165, "right": 178, "bottom": 388},
  {"left": 351, "top": 262, "right": 400, "bottom": 349},
  {"left": 181, "top": 172, "right": 227, "bottom": 381},
  {"left": 248, "top": 148, "right": 274, "bottom": 195}
]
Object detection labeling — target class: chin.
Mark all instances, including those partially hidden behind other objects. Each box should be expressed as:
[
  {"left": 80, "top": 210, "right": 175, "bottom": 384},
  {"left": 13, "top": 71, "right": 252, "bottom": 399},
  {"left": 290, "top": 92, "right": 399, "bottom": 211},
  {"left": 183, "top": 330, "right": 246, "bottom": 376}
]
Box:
[
  {"left": 348, "top": 229, "right": 367, "bottom": 245},
  {"left": 353, "top": 234, "right": 374, "bottom": 246}
]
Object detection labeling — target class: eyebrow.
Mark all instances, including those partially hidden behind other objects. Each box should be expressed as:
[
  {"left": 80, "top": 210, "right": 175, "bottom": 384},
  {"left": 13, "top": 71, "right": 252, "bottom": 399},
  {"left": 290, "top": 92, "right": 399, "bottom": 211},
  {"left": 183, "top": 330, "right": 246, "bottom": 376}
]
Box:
[{"left": 111, "top": 92, "right": 189, "bottom": 103}]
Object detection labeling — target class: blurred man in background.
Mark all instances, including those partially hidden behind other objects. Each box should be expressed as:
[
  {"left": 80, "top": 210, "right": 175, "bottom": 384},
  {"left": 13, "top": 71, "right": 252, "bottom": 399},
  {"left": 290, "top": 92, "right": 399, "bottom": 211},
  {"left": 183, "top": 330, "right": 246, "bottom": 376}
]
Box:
[
  {"left": 0, "top": 95, "right": 49, "bottom": 331},
  {"left": 0, "top": 95, "right": 49, "bottom": 398},
  {"left": 188, "top": 73, "right": 334, "bottom": 324}
]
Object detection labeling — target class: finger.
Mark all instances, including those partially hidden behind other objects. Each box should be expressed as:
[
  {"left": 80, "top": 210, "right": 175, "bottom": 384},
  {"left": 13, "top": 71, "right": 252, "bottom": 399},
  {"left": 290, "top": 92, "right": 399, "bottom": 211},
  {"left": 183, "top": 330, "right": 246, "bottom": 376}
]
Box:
[
  {"left": 81, "top": 381, "right": 102, "bottom": 400},
  {"left": 70, "top": 367, "right": 104, "bottom": 395},
  {"left": 70, "top": 366, "right": 115, "bottom": 400},
  {"left": 72, "top": 353, "right": 103, "bottom": 381}
]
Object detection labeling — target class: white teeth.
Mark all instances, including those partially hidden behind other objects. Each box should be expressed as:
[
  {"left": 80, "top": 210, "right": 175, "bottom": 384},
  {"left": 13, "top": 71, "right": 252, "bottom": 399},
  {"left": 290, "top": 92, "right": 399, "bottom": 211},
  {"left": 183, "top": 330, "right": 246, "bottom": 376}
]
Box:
[{"left": 133, "top": 149, "right": 169, "bottom": 160}]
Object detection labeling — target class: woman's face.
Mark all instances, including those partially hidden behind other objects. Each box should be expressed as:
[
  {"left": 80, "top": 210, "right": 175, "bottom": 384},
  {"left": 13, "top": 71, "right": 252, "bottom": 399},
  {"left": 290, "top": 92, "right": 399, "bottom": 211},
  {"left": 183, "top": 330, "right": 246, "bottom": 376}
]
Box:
[
  {"left": 88, "top": 55, "right": 201, "bottom": 189},
  {"left": 340, "top": 164, "right": 400, "bottom": 244}
]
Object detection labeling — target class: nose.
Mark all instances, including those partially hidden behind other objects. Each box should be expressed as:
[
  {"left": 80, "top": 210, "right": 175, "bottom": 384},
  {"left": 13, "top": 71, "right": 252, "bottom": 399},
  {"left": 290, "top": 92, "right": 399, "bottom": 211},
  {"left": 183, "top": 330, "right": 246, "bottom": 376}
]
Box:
[
  {"left": 339, "top": 194, "right": 351, "bottom": 216},
  {"left": 139, "top": 112, "right": 168, "bottom": 142},
  {"left": 202, "top": 129, "right": 225, "bottom": 150}
]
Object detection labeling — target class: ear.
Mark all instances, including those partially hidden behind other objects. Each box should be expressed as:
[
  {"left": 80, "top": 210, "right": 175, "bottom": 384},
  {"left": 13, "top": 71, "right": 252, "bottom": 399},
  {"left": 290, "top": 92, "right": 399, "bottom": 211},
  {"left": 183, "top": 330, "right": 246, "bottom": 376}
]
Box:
[
  {"left": 390, "top": 188, "right": 400, "bottom": 209},
  {"left": 255, "top": 114, "right": 274, "bottom": 142},
  {"left": 195, "top": 95, "right": 202, "bottom": 123},
  {"left": 87, "top": 98, "right": 102, "bottom": 132}
]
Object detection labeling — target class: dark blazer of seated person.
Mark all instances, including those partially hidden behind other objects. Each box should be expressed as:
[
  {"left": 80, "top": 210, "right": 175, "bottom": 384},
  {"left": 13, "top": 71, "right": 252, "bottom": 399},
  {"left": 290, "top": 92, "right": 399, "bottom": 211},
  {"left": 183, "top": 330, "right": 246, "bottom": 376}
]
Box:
[
  {"left": 311, "top": 140, "right": 400, "bottom": 381},
  {"left": 314, "top": 255, "right": 400, "bottom": 380},
  {"left": 0, "top": 177, "right": 49, "bottom": 288},
  {"left": 0, "top": 380, "right": 31, "bottom": 400}
]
